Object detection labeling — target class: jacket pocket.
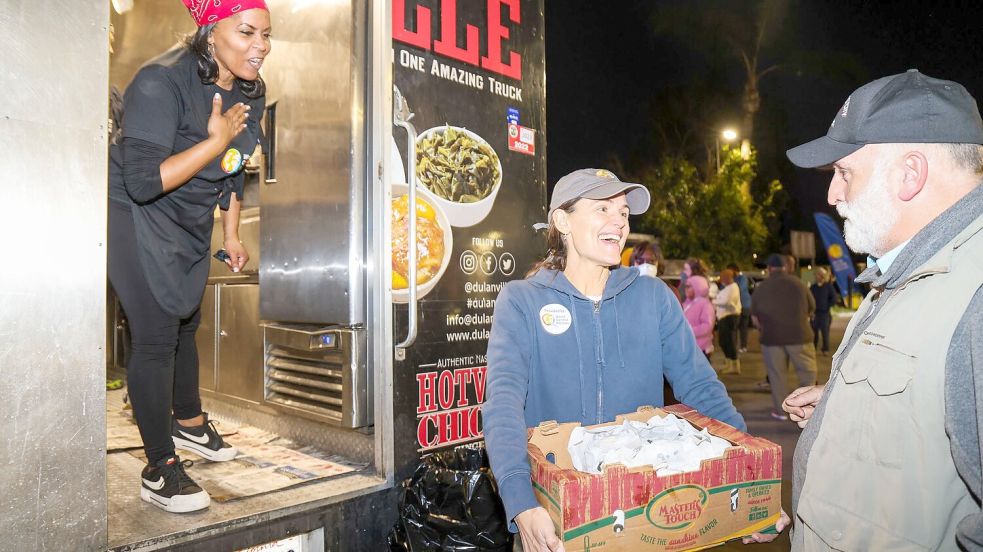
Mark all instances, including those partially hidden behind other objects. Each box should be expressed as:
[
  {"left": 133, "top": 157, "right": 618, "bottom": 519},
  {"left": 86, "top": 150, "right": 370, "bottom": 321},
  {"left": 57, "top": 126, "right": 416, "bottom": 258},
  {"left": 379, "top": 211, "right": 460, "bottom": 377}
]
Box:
[
  {"left": 839, "top": 339, "right": 915, "bottom": 392},
  {"left": 836, "top": 339, "right": 916, "bottom": 468},
  {"left": 798, "top": 494, "right": 931, "bottom": 551}
]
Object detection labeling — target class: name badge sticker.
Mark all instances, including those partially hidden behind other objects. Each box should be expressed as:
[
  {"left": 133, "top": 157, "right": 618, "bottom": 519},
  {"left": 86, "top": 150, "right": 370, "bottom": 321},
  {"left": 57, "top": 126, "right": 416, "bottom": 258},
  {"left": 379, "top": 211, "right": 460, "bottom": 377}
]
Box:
[
  {"left": 221, "top": 147, "right": 243, "bottom": 174},
  {"left": 539, "top": 304, "right": 572, "bottom": 335}
]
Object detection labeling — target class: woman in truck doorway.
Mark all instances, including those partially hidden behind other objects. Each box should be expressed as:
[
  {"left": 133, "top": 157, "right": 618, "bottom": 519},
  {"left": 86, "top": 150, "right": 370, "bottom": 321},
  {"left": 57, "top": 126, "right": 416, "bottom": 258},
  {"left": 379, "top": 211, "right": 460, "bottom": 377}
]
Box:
[
  {"left": 484, "top": 169, "right": 787, "bottom": 551},
  {"left": 107, "top": 0, "right": 270, "bottom": 513}
]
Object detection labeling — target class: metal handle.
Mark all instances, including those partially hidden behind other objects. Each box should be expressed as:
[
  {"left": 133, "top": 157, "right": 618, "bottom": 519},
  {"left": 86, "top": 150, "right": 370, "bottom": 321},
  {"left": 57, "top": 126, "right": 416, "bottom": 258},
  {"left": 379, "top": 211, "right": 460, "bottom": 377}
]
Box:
[
  {"left": 264, "top": 101, "right": 277, "bottom": 184},
  {"left": 393, "top": 86, "right": 418, "bottom": 359}
]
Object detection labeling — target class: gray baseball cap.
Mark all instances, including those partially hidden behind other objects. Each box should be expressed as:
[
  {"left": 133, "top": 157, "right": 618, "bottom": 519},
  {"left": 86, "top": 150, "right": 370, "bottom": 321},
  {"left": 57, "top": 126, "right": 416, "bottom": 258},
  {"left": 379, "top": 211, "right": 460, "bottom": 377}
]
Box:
[
  {"left": 547, "top": 168, "right": 651, "bottom": 222},
  {"left": 786, "top": 69, "right": 983, "bottom": 168}
]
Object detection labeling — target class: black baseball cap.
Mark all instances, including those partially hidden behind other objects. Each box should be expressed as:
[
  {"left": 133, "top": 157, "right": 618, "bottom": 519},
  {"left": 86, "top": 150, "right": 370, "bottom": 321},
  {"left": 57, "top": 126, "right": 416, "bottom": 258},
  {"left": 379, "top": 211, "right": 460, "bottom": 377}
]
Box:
[
  {"left": 787, "top": 70, "right": 983, "bottom": 168},
  {"left": 548, "top": 168, "right": 651, "bottom": 221},
  {"left": 766, "top": 254, "right": 785, "bottom": 268}
]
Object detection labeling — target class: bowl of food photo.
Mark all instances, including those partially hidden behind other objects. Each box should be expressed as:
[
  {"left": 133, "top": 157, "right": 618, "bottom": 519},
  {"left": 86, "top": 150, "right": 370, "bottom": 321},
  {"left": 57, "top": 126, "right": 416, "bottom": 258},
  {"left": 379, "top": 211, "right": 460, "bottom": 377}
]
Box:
[
  {"left": 415, "top": 125, "right": 503, "bottom": 228},
  {"left": 391, "top": 183, "right": 453, "bottom": 303}
]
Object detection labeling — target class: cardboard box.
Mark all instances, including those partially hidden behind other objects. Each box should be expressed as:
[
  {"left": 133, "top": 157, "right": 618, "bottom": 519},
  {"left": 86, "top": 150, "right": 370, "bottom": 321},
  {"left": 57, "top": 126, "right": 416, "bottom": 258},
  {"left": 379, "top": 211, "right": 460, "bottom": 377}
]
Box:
[{"left": 528, "top": 404, "right": 782, "bottom": 551}]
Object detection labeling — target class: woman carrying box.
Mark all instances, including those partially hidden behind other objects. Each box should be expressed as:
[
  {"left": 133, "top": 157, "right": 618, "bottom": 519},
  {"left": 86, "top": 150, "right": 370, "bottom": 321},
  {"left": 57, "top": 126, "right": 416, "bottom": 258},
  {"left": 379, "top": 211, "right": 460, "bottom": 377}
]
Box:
[{"left": 484, "top": 168, "right": 786, "bottom": 551}]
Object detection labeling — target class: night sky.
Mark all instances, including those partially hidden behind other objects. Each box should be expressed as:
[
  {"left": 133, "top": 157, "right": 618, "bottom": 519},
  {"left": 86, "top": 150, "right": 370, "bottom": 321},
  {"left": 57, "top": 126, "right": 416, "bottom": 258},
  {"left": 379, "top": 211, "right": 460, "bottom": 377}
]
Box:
[{"left": 545, "top": 1, "right": 983, "bottom": 240}]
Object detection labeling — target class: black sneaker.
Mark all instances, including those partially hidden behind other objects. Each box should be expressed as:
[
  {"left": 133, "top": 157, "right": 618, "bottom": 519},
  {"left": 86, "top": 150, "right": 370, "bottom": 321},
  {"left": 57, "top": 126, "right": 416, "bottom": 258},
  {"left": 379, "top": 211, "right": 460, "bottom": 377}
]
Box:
[
  {"left": 140, "top": 455, "right": 210, "bottom": 513},
  {"left": 171, "top": 413, "right": 238, "bottom": 462}
]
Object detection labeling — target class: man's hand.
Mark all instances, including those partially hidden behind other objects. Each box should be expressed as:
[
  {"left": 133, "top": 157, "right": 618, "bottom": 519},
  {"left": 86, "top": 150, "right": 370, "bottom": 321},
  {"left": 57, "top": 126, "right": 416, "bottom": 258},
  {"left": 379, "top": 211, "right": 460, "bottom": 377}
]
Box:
[
  {"left": 742, "top": 509, "right": 791, "bottom": 544},
  {"left": 515, "top": 507, "right": 564, "bottom": 552},
  {"left": 783, "top": 385, "right": 826, "bottom": 428}
]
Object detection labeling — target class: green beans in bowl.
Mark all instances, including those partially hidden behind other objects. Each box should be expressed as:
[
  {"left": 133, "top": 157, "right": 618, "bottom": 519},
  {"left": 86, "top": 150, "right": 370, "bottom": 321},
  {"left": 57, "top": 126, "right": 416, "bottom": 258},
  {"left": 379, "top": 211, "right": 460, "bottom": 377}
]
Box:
[{"left": 415, "top": 125, "right": 503, "bottom": 227}]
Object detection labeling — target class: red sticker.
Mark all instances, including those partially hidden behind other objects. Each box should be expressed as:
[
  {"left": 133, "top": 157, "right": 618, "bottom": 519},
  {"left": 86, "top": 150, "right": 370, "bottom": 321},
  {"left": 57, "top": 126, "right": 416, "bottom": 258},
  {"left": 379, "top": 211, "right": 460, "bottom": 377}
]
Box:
[{"left": 507, "top": 123, "right": 535, "bottom": 155}]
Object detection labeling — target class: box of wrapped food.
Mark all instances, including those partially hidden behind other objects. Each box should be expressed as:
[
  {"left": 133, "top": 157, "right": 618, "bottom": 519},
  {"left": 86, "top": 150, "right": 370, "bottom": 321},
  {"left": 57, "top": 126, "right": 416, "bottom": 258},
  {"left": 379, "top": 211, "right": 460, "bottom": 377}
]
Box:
[{"left": 527, "top": 404, "right": 782, "bottom": 551}]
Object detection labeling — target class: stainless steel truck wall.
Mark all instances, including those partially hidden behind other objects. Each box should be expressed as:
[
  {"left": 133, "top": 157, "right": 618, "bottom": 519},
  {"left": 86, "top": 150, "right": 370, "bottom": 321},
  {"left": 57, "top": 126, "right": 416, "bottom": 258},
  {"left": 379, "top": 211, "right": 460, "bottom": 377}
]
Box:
[
  {"left": 259, "top": 1, "right": 369, "bottom": 326},
  {"left": 1, "top": 1, "right": 110, "bottom": 549},
  {"left": 109, "top": 1, "right": 197, "bottom": 89}
]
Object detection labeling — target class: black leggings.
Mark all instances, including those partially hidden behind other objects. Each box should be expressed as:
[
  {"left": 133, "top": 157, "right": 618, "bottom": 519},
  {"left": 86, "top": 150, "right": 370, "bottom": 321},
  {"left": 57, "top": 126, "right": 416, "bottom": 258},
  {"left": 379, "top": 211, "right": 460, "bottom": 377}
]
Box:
[
  {"left": 718, "top": 315, "right": 740, "bottom": 360},
  {"left": 108, "top": 200, "right": 203, "bottom": 465},
  {"left": 737, "top": 311, "right": 751, "bottom": 349}
]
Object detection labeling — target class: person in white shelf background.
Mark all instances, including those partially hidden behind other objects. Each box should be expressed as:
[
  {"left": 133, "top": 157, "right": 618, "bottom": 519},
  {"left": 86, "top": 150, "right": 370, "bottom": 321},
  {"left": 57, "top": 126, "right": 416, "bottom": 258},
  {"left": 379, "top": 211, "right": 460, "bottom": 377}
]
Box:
[{"left": 713, "top": 268, "right": 742, "bottom": 374}]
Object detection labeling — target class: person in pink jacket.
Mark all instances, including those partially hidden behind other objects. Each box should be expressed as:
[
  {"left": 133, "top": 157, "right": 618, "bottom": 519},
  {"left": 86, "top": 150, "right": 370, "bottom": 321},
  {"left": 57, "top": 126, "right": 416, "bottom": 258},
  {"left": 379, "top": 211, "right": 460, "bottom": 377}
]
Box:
[{"left": 683, "top": 275, "right": 716, "bottom": 359}]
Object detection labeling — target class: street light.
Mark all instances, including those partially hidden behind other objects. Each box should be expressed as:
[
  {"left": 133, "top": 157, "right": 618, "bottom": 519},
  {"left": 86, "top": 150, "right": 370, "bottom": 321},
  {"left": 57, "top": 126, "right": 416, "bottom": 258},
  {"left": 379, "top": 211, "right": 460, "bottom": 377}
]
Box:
[{"left": 716, "top": 128, "right": 739, "bottom": 172}]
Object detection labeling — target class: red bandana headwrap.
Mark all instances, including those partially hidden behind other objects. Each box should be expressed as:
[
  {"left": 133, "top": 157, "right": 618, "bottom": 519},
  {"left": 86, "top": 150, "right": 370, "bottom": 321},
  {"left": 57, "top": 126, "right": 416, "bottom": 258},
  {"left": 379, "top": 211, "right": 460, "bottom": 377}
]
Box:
[{"left": 182, "top": 0, "right": 269, "bottom": 27}]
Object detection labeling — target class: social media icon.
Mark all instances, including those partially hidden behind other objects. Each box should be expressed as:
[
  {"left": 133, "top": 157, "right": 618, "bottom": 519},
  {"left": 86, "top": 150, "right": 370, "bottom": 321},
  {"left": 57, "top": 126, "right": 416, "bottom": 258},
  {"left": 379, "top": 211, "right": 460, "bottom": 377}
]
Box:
[
  {"left": 480, "top": 252, "right": 497, "bottom": 275},
  {"left": 499, "top": 252, "right": 516, "bottom": 276},
  {"left": 460, "top": 250, "right": 478, "bottom": 274}
]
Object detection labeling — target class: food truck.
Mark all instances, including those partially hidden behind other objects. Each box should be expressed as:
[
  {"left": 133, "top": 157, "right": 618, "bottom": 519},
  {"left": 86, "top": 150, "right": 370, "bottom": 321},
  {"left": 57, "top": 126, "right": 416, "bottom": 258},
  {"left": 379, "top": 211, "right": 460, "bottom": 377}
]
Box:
[{"left": 5, "top": 0, "right": 545, "bottom": 550}]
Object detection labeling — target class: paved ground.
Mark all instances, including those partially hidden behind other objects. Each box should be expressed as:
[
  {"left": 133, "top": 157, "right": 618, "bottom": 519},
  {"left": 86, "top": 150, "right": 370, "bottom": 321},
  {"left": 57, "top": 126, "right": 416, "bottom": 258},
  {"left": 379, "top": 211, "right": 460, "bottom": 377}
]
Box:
[{"left": 715, "top": 314, "right": 849, "bottom": 551}]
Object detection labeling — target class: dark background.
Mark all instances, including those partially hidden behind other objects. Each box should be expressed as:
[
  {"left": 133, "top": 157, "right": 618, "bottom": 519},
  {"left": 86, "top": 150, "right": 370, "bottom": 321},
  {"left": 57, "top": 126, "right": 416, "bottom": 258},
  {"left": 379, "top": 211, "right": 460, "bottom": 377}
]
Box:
[{"left": 545, "top": 1, "right": 983, "bottom": 242}]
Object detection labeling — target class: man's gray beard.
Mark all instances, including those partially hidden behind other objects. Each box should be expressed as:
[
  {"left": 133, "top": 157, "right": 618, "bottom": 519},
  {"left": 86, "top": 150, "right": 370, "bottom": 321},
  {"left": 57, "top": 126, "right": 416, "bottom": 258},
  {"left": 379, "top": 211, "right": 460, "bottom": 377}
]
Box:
[{"left": 836, "top": 162, "right": 899, "bottom": 257}]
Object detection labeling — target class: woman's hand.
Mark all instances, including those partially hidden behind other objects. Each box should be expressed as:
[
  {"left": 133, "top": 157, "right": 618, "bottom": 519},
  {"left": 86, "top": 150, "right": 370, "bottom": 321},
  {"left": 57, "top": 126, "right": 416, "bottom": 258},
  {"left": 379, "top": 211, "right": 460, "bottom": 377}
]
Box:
[
  {"left": 223, "top": 238, "right": 249, "bottom": 273},
  {"left": 207, "top": 93, "right": 250, "bottom": 148},
  {"left": 742, "top": 509, "right": 791, "bottom": 544},
  {"left": 157, "top": 94, "right": 253, "bottom": 193},
  {"left": 515, "top": 507, "right": 565, "bottom": 552}
]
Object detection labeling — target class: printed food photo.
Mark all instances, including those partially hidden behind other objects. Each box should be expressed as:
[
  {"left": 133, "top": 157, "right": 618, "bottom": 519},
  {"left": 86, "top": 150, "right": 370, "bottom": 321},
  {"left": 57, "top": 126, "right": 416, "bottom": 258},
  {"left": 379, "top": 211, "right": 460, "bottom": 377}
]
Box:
[
  {"left": 415, "top": 125, "right": 503, "bottom": 227},
  {"left": 391, "top": 183, "right": 453, "bottom": 302}
]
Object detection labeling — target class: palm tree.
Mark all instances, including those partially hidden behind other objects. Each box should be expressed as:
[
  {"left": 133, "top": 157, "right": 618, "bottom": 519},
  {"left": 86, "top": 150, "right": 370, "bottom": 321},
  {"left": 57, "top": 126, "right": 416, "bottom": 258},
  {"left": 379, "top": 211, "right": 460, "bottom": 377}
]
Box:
[{"left": 652, "top": 0, "right": 789, "bottom": 145}]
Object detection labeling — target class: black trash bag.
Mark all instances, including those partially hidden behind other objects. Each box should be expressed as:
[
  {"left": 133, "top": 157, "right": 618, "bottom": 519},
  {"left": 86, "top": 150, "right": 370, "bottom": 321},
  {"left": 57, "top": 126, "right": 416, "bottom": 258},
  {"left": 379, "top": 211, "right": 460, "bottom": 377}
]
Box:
[{"left": 388, "top": 447, "right": 514, "bottom": 551}]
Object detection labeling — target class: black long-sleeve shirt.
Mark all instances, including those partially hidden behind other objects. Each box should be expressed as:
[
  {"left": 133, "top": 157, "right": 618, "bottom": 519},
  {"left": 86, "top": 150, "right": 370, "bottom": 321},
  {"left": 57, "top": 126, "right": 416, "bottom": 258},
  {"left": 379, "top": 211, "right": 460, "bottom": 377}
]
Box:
[{"left": 809, "top": 282, "right": 837, "bottom": 313}]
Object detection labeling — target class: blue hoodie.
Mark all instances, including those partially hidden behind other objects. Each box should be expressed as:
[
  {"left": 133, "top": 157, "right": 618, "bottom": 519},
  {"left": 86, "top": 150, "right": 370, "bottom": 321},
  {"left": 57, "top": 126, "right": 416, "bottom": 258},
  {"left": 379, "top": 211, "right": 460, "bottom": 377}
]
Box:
[
  {"left": 484, "top": 267, "right": 746, "bottom": 530},
  {"left": 735, "top": 273, "right": 752, "bottom": 309}
]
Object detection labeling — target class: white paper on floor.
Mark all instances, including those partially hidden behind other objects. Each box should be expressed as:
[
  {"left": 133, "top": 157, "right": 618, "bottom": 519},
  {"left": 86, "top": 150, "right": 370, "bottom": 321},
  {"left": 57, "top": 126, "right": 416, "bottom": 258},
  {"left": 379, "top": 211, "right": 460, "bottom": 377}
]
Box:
[{"left": 568, "top": 413, "right": 732, "bottom": 475}]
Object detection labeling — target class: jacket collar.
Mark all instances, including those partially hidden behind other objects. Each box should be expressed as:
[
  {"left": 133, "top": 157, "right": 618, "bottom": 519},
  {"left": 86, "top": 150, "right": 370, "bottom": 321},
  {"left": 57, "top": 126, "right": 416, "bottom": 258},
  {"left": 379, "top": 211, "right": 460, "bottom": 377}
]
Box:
[{"left": 528, "top": 266, "right": 638, "bottom": 301}]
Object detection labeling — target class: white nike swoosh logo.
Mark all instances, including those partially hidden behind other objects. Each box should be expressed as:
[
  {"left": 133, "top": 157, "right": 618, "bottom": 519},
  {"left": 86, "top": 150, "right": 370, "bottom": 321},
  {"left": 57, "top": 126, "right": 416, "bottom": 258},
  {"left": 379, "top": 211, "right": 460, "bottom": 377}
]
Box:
[
  {"left": 178, "top": 429, "right": 211, "bottom": 445},
  {"left": 142, "top": 477, "right": 165, "bottom": 491}
]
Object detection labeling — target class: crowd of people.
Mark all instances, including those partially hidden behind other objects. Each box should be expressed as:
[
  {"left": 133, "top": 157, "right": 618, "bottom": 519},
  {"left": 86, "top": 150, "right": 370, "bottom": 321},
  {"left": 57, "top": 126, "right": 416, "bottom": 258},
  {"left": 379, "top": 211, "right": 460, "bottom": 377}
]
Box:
[
  {"left": 108, "top": 4, "right": 981, "bottom": 544},
  {"left": 630, "top": 247, "right": 831, "bottom": 421}
]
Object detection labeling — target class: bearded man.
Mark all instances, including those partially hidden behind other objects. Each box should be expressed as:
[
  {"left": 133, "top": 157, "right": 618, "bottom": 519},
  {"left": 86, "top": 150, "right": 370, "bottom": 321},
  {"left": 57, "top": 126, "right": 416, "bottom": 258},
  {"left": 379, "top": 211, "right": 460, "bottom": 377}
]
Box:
[{"left": 782, "top": 70, "right": 983, "bottom": 550}]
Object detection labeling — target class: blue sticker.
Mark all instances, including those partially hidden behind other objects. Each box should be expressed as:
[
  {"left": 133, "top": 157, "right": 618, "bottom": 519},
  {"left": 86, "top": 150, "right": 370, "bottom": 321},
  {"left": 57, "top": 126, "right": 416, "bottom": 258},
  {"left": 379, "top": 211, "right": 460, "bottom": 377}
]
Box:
[{"left": 507, "top": 107, "right": 520, "bottom": 125}]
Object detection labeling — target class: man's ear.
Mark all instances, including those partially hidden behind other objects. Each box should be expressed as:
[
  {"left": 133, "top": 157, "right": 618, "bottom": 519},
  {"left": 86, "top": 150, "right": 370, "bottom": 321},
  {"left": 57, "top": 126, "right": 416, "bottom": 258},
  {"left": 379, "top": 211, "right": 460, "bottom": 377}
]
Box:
[{"left": 899, "top": 151, "right": 928, "bottom": 202}]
